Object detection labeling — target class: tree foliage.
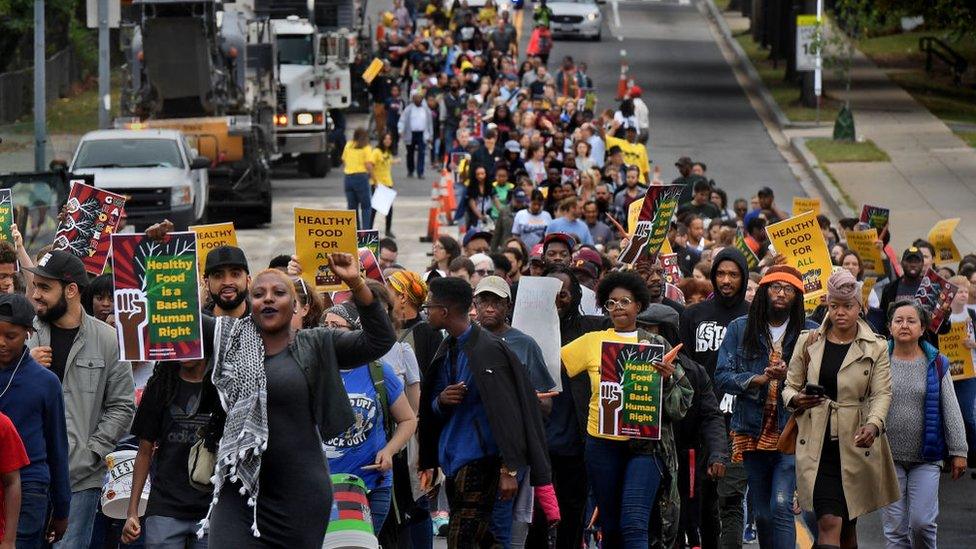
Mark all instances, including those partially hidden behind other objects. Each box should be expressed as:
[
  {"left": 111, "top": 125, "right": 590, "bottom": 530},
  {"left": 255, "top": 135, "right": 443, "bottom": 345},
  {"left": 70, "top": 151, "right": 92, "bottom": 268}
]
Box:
[
  {"left": 0, "top": 0, "right": 92, "bottom": 73},
  {"left": 875, "top": 0, "right": 976, "bottom": 40}
]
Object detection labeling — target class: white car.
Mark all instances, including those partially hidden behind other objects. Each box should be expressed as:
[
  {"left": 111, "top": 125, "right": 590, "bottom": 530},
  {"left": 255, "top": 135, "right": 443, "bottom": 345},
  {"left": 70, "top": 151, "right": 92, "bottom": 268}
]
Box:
[
  {"left": 549, "top": 0, "right": 602, "bottom": 40},
  {"left": 69, "top": 129, "right": 210, "bottom": 230}
]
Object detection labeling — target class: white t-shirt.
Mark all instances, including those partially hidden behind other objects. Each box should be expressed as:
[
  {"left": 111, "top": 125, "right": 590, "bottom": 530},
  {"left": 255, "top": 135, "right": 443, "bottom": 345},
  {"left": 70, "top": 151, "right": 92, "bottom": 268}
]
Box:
[
  {"left": 512, "top": 209, "right": 552, "bottom": 248},
  {"left": 768, "top": 322, "right": 788, "bottom": 347}
]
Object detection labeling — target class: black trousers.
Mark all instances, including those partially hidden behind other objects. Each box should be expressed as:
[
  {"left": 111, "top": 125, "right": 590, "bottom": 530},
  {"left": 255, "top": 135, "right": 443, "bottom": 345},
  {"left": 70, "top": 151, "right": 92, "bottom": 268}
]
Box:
[{"left": 527, "top": 452, "right": 588, "bottom": 549}]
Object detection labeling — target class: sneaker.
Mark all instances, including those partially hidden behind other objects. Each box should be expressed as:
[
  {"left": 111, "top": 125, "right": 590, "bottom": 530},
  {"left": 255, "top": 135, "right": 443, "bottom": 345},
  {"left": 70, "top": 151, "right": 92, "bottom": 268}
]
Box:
[
  {"left": 743, "top": 523, "right": 757, "bottom": 544},
  {"left": 432, "top": 513, "right": 449, "bottom": 537}
]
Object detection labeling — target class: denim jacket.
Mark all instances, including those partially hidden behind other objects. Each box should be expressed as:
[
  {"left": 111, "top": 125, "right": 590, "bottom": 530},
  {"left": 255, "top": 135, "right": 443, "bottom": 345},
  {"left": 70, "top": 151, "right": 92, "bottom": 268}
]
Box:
[{"left": 714, "top": 315, "right": 816, "bottom": 437}]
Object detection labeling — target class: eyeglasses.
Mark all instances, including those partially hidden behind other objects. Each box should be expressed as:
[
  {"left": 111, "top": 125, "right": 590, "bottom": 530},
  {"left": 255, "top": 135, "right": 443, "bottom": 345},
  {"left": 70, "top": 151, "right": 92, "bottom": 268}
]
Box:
[
  {"left": 768, "top": 283, "right": 797, "bottom": 296},
  {"left": 323, "top": 321, "right": 351, "bottom": 330},
  {"left": 604, "top": 297, "right": 635, "bottom": 310},
  {"left": 474, "top": 269, "right": 490, "bottom": 276}
]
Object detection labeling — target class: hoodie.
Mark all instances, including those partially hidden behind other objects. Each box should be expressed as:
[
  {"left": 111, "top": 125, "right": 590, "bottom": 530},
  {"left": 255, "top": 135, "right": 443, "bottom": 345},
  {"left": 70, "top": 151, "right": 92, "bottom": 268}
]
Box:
[
  {"left": 640, "top": 305, "right": 728, "bottom": 465},
  {"left": 678, "top": 247, "right": 750, "bottom": 387}
]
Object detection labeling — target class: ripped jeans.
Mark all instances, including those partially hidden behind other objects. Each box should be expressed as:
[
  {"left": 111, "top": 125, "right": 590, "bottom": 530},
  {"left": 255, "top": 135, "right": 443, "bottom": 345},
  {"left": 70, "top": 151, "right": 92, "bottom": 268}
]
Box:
[{"left": 742, "top": 451, "right": 796, "bottom": 549}]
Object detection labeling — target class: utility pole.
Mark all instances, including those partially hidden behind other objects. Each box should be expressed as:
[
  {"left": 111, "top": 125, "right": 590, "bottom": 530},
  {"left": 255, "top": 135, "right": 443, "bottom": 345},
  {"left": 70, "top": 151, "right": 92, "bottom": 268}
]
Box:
[
  {"left": 34, "top": 0, "right": 46, "bottom": 172},
  {"left": 98, "top": 0, "right": 110, "bottom": 128}
]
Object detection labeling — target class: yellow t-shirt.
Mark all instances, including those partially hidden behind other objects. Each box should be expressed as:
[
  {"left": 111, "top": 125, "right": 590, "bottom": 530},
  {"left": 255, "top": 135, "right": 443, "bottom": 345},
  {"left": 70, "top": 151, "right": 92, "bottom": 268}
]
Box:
[
  {"left": 562, "top": 328, "right": 643, "bottom": 441},
  {"left": 606, "top": 135, "right": 650, "bottom": 183},
  {"left": 370, "top": 148, "right": 393, "bottom": 187},
  {"left": 342, "top": 143, "right": 372, "bottom": 175}
]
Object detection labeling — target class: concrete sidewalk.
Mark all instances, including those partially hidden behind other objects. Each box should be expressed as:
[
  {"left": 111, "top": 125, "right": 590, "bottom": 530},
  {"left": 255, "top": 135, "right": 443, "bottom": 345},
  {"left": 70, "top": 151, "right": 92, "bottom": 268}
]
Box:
[{"left": 719, "top": 5, "right": 976, "bottom": 254}]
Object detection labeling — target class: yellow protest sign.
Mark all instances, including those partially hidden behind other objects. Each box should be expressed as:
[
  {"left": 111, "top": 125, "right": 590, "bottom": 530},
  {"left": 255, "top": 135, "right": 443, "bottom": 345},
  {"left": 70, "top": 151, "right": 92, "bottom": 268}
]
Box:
[
  {"left": 294, "top": 209, "right": 358, "bottom": 292},
  {"left": 804, "top": 293, "right": 825, "bottom": 314},
  {"left": 792, "top": 196, "right": 821, "bottom": 218},
  {"left": 362, "top": 58, "right": 384, "bottom": 84},
  {"left": 627, "top": 196, "right": 642, "bottom": 234},
  {"left": 941, "top": 322, "right": 975, "bottom": 380},
  {"left": 765, "top": 210, "right": 832, "bottom": 299},
  {"left": 844, "top": 229, "right": 884, "bottom": 275},
  {"left": 661, "top": 236, "right": 673, "bottom": 255},
  {"left": 189, "top": 222, "right": 238, "bottom": 278},
  {"left": 861, "top": 277, "right": 877, "bottom": 307},
  {"left": 927, "top": 218, "right": 961, "bottom": 265}
]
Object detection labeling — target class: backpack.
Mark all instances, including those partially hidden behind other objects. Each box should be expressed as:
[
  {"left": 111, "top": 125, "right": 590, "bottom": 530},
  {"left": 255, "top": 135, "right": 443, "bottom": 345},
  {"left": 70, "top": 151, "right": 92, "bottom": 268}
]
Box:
[{"left": 367, "top": 360, "right": 394, "bottom": 440}]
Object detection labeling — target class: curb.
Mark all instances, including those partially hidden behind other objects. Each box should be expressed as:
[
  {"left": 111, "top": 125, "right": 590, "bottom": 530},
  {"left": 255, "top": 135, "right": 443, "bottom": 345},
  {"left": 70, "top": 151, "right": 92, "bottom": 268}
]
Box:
[
  {"left": 789, "top": 136, "right": 857, "bottom": 219},
  {"left": 700, "top": 0, "right": 791, "bottom": 130}
]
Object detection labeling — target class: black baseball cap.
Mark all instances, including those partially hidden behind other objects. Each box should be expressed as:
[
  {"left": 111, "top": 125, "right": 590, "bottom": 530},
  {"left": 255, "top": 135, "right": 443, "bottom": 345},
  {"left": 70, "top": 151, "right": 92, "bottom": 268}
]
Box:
[
  {"left": 25, "top": 250, "right": 89, "bottom": 288},
  {"left": 0, "top": 294, "right": 35, "bottom": 328},
  {"left": 204, "top": 245, "right": 249, "bottom": 277},
  {"left": 902, "top": 246, "right": 924, "bottom": 261}
]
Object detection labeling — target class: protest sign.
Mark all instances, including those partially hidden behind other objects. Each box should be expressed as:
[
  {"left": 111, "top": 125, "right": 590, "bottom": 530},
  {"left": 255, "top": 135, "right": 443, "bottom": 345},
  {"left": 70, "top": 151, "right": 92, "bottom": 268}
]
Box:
[
  {"left": 599, "top": 341, "right": 665, "bottom": 439},
  {"left": 792, "top": 196, "right": 821, "bottom": 218},
  {"left": 941, "top": 323, "right": 975, "bottom": 380},
  {"left": 54, "top": 181, "right": 126, "bottom": 274},
  {"left": 765, "top": 210, "right": 832, "bottom": 298},
  {"left": 561, "top": 168, "right": 578, "bottom": 185},
  {"left": 660, "top": 253, "right": 681, "bottom": 285},
  {"left": 914, "top": 268, "right": 958, "bottom": 332},
  {"left": 0, "top": 189, "right": 12, "bottom": 244},
  {"left": 358, "top": 248, "right": 384, "bottom": 283},
  {"left": 861, "top": 277, "right": 877, "bottom": 307},
  {"left": 844, "top": 229, "right": 884, "bottom": 275},
  {"left": 619, "top": 185, "right": 683, "bottom": 265},
  {"left": 734, "top": 228, "right": 760, "bottom": 270},
  {"left": 927, "top": 218, "right": 961, "bottom": 265},
  {"left": 859, "top": 205, "right": 889, "bottom": 236},
  {"left": 357, "top": 230, "right": 379, "bottom": 257},
  {"left": 370, "top": 185, "right": 397, "bottom": 217},
  {"left": 189, "top": 222, "right": 237, "bottom": 277},
  {"left": 111, "top": 232, "right": 202, "bottom": 361},
  {"left": 512, "top": 276, "right": 563, "bottom": 391},
  {"left": 804, "top": 293, "right": 825, "bottom": 315},
  {"left": 294, "top": 209, "right": 358, "bottom": 292},
  {"left": 580, "top": 285, "right": 601, "bottom": 316},
  {"left": 361, "top": 58, "right": 384, "bottom": 84}
]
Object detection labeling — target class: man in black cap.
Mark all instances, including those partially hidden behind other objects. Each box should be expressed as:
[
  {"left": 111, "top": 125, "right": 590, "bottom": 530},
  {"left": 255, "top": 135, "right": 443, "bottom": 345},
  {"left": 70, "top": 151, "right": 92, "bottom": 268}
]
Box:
[
  {"left": 671, "top": 156, "right": 711, "bottom": 204},
  {"left": 203, "top": 245, "right": 251, "bottom": 318},
  {"left": 879, "top": 246, "right": 929, "bottom": 337},
  {"left": 26, "top": 250, "right": 134, "bottom": 548}
]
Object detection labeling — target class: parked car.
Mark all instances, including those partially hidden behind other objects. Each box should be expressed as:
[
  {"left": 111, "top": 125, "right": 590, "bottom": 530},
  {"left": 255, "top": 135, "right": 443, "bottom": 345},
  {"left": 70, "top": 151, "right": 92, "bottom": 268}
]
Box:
[
  {"left": 549, "top": 0, "right": 602, "bottom": 40},
  {"left": 69, "top": 129, "right": 210, "bottom": 230}
]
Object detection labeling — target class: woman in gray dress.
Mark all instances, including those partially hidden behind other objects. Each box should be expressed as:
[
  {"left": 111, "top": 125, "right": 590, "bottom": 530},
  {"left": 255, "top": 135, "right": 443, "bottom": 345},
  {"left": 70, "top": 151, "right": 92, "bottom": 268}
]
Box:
[{"left": 205, "top": 254, "right": 396, "bottom": 548}]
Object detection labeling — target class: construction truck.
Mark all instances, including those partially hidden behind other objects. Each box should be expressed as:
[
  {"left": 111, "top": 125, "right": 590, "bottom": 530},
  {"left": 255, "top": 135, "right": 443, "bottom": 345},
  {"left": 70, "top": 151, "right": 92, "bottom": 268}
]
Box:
[
  {"left": 119, "top": 0, "right": 277, "bottom": 226},
  {"left": 258, "top": 1, "right": 358, "bottom": 177}
]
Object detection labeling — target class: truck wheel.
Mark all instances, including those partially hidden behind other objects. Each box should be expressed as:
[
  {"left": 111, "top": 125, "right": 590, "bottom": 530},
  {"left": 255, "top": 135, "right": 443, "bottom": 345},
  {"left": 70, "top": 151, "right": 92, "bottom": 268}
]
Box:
[{"left": 302, "top": 152, "right": 330, "bottom": 178}]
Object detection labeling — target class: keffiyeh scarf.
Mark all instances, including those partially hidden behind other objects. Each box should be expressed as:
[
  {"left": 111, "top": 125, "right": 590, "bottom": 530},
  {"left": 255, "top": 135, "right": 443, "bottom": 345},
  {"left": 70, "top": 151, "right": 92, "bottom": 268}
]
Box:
[{"left": 201, "top": 316, "right": 269, "bottom": 538}]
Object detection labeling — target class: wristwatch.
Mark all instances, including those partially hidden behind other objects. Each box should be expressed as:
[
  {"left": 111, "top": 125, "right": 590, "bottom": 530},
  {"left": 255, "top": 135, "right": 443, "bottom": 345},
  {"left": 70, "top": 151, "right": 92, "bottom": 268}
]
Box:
[{"left": 500, "top": 466, "right": 517, "bottom": 478}]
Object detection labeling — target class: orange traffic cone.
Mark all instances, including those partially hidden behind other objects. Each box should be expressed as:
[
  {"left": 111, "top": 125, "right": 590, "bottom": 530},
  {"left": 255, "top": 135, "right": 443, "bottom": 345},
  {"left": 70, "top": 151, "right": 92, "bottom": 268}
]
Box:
[
  {"left": 423, "top": 206, "right": 441, "bottom": 242},
  {"left": 439, "top": 169, "right": 457, "bottom": 217}
]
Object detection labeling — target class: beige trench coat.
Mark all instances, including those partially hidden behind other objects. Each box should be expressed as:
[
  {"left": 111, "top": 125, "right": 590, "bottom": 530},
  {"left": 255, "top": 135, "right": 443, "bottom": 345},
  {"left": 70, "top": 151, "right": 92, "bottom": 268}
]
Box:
[{"left": 782, "top": 319, "right": 900, "bottom": 519}]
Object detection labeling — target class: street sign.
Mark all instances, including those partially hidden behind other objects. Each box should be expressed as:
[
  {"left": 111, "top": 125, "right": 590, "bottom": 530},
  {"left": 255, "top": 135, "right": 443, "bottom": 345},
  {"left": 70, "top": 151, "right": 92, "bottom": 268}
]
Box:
[
  {"left": 86, "top": 0, "right": 120, "bottom": 29},
  {"left": 796, "top": 15, "right": 819, "bottom": 72}
]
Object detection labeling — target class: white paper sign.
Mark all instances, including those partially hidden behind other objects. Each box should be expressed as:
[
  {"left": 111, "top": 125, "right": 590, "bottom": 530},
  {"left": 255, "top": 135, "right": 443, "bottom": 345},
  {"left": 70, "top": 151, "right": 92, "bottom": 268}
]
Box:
[
  {"left": 512, "top": 276, "right": 563, "bottom": 392},
  {"left": 371, "top": 185, "right": 397, "bottom": 217},
  {"left": 580, "top": 285, "right": 601, "bottom": 316}
]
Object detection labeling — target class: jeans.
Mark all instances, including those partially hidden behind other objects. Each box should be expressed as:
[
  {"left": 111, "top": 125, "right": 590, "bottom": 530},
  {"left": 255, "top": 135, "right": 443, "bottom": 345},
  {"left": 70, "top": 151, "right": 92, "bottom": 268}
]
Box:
[
  {"left": 408, "top": 494, "right": 433, "bottom": 549},
  {"left": 406, "top": 131, "right": 426, "bottom": 177},
  {"left": 344, "top": 172, "right": 372, "bottom": 229},
  {"left": 368, "top": 486, "right": 393, "bottom": 535},
  {"left": 953, "top": 377, "right": 976, "bottom": 463},
  {"left": 490, "top": 469, "right": 526, "bottom": 547},
  {"left": 53, "top": 487, "right": 100, "bottom": 549},
  {"left": 742, "top": 451, "right": 796, "bottom": 549},
  {"left": 17, "top": 481, "right": 49, "bottom": 549},
  {"left": 882, "top": 461, "right": 941, "bottom": 549},
  {"left": 145, "top": 516, "right": 208, "bottom": 548},
  {"left": 585, "top": 436, "right": 663, "bottom": 549}
]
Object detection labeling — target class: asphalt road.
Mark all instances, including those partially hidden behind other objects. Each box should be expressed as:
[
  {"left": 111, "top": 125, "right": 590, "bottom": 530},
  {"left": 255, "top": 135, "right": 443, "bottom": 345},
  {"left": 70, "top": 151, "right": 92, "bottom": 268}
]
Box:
[{"left": 232, "top": 0, "right": 976, "bottom": 547}]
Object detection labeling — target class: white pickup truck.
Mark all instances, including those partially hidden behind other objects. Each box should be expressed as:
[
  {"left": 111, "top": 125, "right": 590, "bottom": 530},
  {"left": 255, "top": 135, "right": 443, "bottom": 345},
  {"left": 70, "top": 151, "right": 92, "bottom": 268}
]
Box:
[{"left": 68, "top": 129, "right": 210, "bottom": 230}]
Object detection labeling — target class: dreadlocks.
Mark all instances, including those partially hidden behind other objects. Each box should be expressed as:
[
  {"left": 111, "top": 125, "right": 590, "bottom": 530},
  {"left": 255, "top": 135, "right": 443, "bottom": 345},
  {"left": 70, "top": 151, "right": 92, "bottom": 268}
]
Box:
[{"left": 740, "top": 283, "right": 805, "bottom": 358}]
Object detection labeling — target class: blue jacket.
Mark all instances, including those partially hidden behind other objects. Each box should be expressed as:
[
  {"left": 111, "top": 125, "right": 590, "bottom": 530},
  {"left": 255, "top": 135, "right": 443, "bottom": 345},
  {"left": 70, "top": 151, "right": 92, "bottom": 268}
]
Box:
[
  {"left": 715, "top": 315, "right": 817, "bottom": 437},
  {"left": 0, "top": 350, "right": 71, "bottom": 519},
  {"left": 889, "top": 340, "right": 949, "bottom": 462}
]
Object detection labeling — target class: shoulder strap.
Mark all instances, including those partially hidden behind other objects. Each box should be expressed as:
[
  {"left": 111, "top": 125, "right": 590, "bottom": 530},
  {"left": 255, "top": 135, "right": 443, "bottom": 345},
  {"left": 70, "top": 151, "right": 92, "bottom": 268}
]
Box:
[{"left": 368, "top": 360, "right": 394, "bottom": 438}]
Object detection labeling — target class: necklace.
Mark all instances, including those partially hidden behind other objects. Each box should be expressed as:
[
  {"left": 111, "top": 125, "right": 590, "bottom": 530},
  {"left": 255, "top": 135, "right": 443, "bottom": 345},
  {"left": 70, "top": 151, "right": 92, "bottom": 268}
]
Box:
[{"left": 828, "top": 329, "right": 856, "bottom": 345}]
